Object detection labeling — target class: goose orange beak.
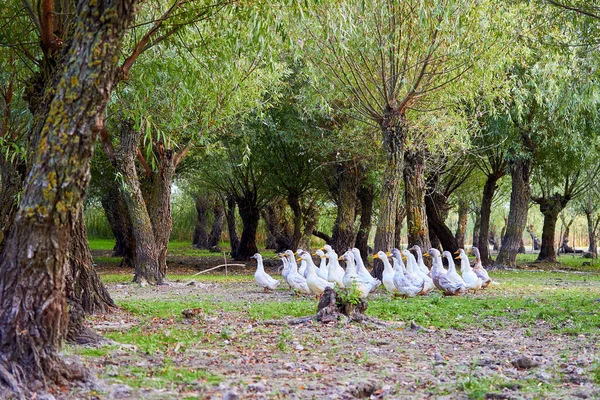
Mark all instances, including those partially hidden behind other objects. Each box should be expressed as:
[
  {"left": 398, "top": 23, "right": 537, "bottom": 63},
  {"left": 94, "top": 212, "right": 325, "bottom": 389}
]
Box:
[{"left": 373, "top": 254, "right": 380, "bottom": 259}]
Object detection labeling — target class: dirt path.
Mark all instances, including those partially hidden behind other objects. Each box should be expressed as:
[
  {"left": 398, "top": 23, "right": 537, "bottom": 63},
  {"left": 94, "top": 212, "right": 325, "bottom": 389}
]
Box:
[{"left": 66, "top": 278, "right": 600, "bottom": 400}]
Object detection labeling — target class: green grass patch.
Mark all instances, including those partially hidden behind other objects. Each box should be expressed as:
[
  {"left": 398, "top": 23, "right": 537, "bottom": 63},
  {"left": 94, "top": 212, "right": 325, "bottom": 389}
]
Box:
[
  {"left": 99, "top": 273, "right": 254, "bottom": 284},
  {"left": 89, "top": 238, "right": 117, "bottom": 251},
  {"left": 104, "top": 326, "right": 201, "bottom": 354},
  {"left": 108, "top": 360, "right": 220, "bottom": 389}
]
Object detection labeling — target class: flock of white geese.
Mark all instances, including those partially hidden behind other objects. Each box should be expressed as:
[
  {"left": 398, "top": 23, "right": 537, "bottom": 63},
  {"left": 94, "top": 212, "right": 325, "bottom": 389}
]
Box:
[{"left": 250, "top": 245, "right": 493, "bottom": 299}]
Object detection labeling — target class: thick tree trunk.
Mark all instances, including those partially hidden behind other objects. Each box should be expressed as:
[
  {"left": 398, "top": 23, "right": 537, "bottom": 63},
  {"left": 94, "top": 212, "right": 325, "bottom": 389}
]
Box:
[
  {"left": 299, "top": 203, "right": 318, "bottom": 251},
  {"left": 394, "top": 201, "right": 406, "bottom": 249},
  {"left": 0, "top": 0, "right": 137, "bottom": 393},
  {"left": 455, "top": 200, "right": 468, "bottom": 249},
  {"left": 114, "top": 120, "right": 163, "bottom": 285},
  {"left": 66, "top": 210, "right": 115, "bottom": 344},
  {"left": 478, "top": 175, "right": 501, "bottom": 265},
  {"left": 142, "top": 153, "right": 175, "bottom": 282},
  {"left": 225, "top": 196, "right": 240, "bottom": 257},
  {"left": 472, "top": 209, "right": 481, "bottom": 248},
  {"left": 287, "top": 193, "right": 303, "bottom": 250},
  {"left": 261, "top": 200, "right": 292, "bottom": 252},
  {"left": 585, "top": 211, "right": 598, "bottom": 256},
  {"left": 331, "top": 163, "right": 359, "bottom": 252},
  {"left": 192, "top": 194, "right": 211, "bottom": 248},
  {"left": 373, "top": 113, "right": 406, "bottom": 275},
  {"left": 404, "top": 149, "right": 431, "bottom": 251},
  {"left": 495, "top": 159, "right": 531, "bottom": 268},
  {"left": 535, "top": 195, "right": 569, "bottom": 261},
  {"left": 235, "top": 196, "right": 260, "bottom": 260},
  {"left": 100, "top": 185, "right": 134, "bottom": 267},
  {"left": 526, "top": 224, "right": 541, "bottom": 251},
  {"left": 0, "top": 159, "right": 25, "bottom": 254},
  {"left": 424, "top": 182, "right": 458, "bottom": 253},
  {"left": 355, "top": 182, "right": 374, "bottom": 267},
  {"left": 208, "top": 201, "right": 224, "bottom": 248},
  {"left": 559, "top": 217, "right": 575, "bottom": 253}
]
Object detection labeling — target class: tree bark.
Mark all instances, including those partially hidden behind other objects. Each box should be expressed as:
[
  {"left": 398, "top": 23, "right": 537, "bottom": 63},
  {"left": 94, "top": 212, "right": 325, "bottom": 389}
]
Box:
[
  {"left": 100, "top": 185, "right": 134, "bottom": 267},
  {"left": 394, "top": 200, "right": 406, "bottom": 249},
  {"left": 261, "top": 200, "right": 292, "bottom": 252},
  {"left": 141, "top": 150, "right": 176, "bottom": 282},
  {"left": 424, "top": 175, "right": 458, "bottom": 253},
  {"left": 0, "top": 159, "right": 25, "bottom": 254},
  {"left": 478, "top": 174, "right": 501, "bottom": 265},
  {"left": 192, "top": 194, "right": 211, "bottom": 248},
  {"left": 0, "top": 0, "right": 137, "bottom": 393},
  {"left": 495, "top": 159, "right": 531, "bottom": 268},
  {"left": 559, "top": 217, "right": 576, "bottom": 254},
  {"left": 355, "top": 181, "right": 374, "bottom": 267},
  {"left": 331, "top": 163, "right": 359, "bottom": 252},
  {"left": 455, "top": 200, "right": 468, "bottom": 249},
  {"left": 404, "top": 149, "right": 431, "bottom": 251},
  {"left": 472, "top": 208, "right": 481, "bottom": 248},
  {"left": 287, "top": 193, "right": 304, "bottom": 250},
  {"left": 208, "top": 200, "right": 224, "bottom": 248},
  {"left": 299, "top": 202, "right": 318, "bottom": 251},
  {"left": 113, "top": 120, "right": 163, "bottom": 285},
  {"left": 373, "top": 113, "right": 406, "bottom": 273},
  {"left": 534, "top": 194, "right": 570, "bottom": 261},
  {"left": 585, "top": 211, "right": 598, "bottom": 256},
  {"left": 66, "top": 209, "right": 115, "bottom": 344},
  {"left": 526, "top": 224, "right": 541, "bottom": 251},
  {"left": 225, "top": 196, "right": 240, "bottom": 257},
  {"left": 235, "top": 195, "right": 260, "bottom": 260}
]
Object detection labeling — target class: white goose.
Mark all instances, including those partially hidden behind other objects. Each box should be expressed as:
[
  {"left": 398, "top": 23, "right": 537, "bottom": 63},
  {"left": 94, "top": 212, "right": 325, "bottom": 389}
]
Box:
[
  {"left": 443, "top": 250, "right": 467, "bottom": 286},
  {"left": 339, "top": 252, "right": 375, "bottom": 298},
  {"left": 325, "top": 250, "right": 345, "bottom": 288},
  {"left": 411, "top": 245, "right": 431, "bottom": 276},
  {"left": 314, "top": 249, "right": 329, "bottom": 280},
  {"left": 251, "top": 253, "right": 280, "bottom": 291},
  {"left": 351, "top": 248, "right": 376, "bottom": 285},
  {"left": 402, "top": 249, "right": 434, "bottom": 293},
  {"left": 284, "top": 250, "right": 311, "bottom": 294},
  {"left": 471, "top": 247, "right": 492, "bottom": 288},
  {"left": 374, "top": 251, "right": 397, "bottom": 294},
  {"left": 296, "top": 248, "right": 307, "bottom": 277},
  {"left": 299, "top": 251, "right": 333, "bottom": 296},
  {"left": 390, "top": 250, "right": 424, "bottom": 297},
  {"left": 455, "top": 249, "right": 482, "bottom": 291},
  {"left": 427, "top": 248, "right": 466, "bottom": 296}
]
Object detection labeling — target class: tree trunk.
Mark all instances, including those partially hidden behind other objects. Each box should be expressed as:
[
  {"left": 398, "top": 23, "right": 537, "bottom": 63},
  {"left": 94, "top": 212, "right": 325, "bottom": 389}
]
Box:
[
  {"left": 208, "top": 200, "right": 224, "bottom": 248},
  {"left": 235, "top": 196, "right": 260, "bottom": 260},
  {"left": 355, "top": 181, "right": 374, "bottom": 267},
  {"left": 472, "top": 209, "right": 481, "bottom": 248},
  {"left": 394, "top": 201, "right": 406, "bottom": 249},
  {"left": 424, "top": 185, "right": 458, "bottom": 253},
  {"left": 495, "top": 159, "right": 531, "bottom": 268},
  {"left": 404, "top": 149, "right": 431, "bottom": 251},
  {"left": 559, "top": 217, "right": 575, "bottom": 253},
  {"left": 536, "top": 212, "right": 559, "bottom": 261},
  {"left": 287, "top": 193, "right": 303, "bottom": 250},
  {"left": 585, "top": 211, "right": 598, "bottom": 256},
  {"left": 100, "top": 185, "right": 134, "bottom": 267},
  {"left": 192, "top": 194, "right": 211, "bottom": 248},
  {"left": 373, "top": 113, "right": 406, "bottom": 275},
  {"left": 0, "top": 158, "right": 25, "bottom": 254},
  {"left": 66, "top": 210, "right": 115, "bottom": 344},
  {"left": 0, "top": 0, "right": 137, "bottom": 392},
  {"left": 142, "top": 151, "right": 176, "bottom": 282},
  {"left": 331, "top": 163, "right": 359, "bottom": 252},
  {"left": 299, "top": 202, "right": 318, "bottom": 251},
  {"left": 478, "top": 175, "right": 501, "bottom": 265},
  {"left": 526, "top": 224, "right": 541, "bottom": 251},
  {"left": 114, "top": 120, "right": 163, "bottom": 285},
  {"left": 261, "top": 200, "right": 292, "bottom": 252},
  {"left": 225, "top": 196, "right": 240, "bottom": 257},
  {"left": 455, "top": 200, "right": 468, "bottom": 249}
]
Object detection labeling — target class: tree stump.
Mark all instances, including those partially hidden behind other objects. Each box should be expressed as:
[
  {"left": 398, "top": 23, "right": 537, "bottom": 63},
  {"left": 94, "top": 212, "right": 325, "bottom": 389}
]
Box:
[{"left": 316, "top": 287, "right": 368, "bottom": 323}]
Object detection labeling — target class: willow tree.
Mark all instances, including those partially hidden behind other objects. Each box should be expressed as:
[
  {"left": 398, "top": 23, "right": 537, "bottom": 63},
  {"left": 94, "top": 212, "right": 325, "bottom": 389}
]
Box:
[
  {"left": 0, "top": 0, "right": 139, "bottom": 395},
  {"left": 302, "top": 0, "right": 505, "bottom": 268}
]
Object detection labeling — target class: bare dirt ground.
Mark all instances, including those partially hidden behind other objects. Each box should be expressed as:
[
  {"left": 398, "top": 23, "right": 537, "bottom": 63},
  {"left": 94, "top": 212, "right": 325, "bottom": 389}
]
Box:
[{"left": 64, "top": 275, "right": 600, "bottom": 400}]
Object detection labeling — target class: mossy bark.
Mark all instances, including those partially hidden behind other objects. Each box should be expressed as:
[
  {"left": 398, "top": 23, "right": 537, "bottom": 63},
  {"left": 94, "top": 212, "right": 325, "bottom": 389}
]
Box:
[
  {"left": 478, "top": 173, "right": 503, "bottom": 265},
  {"left": 495, "top": 159, "right": 531, "bottom": 268},
  {"left": 355, "top": 181, "right": 374, "bottom": 267},
  {"left": 534, "top": 194, "right": 569, "bottom": 262},
  {"left": 0, "top": 0, "right": 138, "bottom": 394},
  {"left": 455, "top": 200, "right": 468, "bottom": 249},
  {"left": 404, "top": 149, "right": 431, "bottom": 252},
  {"left": 331, "top": 162, "right": 359, "bottom": 252}
]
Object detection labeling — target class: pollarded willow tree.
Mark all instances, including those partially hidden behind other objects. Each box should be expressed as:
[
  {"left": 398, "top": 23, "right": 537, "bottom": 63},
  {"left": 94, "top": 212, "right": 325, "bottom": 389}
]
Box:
[
  {"left": 0, "top": 0, "right": 140, "bottom": 395},
  {"left": 300, "top": 0, "right": 508, "bottom": 273}
]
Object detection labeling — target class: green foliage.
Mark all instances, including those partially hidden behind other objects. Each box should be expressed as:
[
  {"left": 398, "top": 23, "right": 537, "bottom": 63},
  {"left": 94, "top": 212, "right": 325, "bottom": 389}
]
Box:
[{"left": 335, "top": 281, "right": 362, "bottom": 306}]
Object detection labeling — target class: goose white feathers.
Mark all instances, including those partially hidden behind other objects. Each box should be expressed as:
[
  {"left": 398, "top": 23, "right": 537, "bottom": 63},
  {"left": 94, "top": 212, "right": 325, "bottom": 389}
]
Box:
[
  {"left": 471, "top": 247, "right": 492, "bottom": 288},
  {"left": 411, "top": 245, "right": 431, "bottom": 276},
  {"left": 456, "top": 249, "right": 482, "bottom": 291},
  {"left": 428, "top": 248, "right": 466, "bottom": 296},
  {"left": 299, "top": 251, "right": 333, "bottom": 296},
  {"left": 374, "top": 251, "right": 397, "bottom": 293},
  {"left": 314, "top": 249, "right": 329, "bottom": 280},
  {"left": 402, "top": 249, "right": 434, "bottom": 293},
  {"left": 443, "top": 250, "right": 467, "bottom": 286},
  {"left": 283, "top": 250, "right": 311, "bottom": 294},
  {"left": 325, "top": 250, "right": 346, "bottom": 288},
  {"left": 251, "top": 253, "right": 280, "bottom": 291},
  {"left": 339, "top": 252, "right": 377, "bottom": 298}
]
